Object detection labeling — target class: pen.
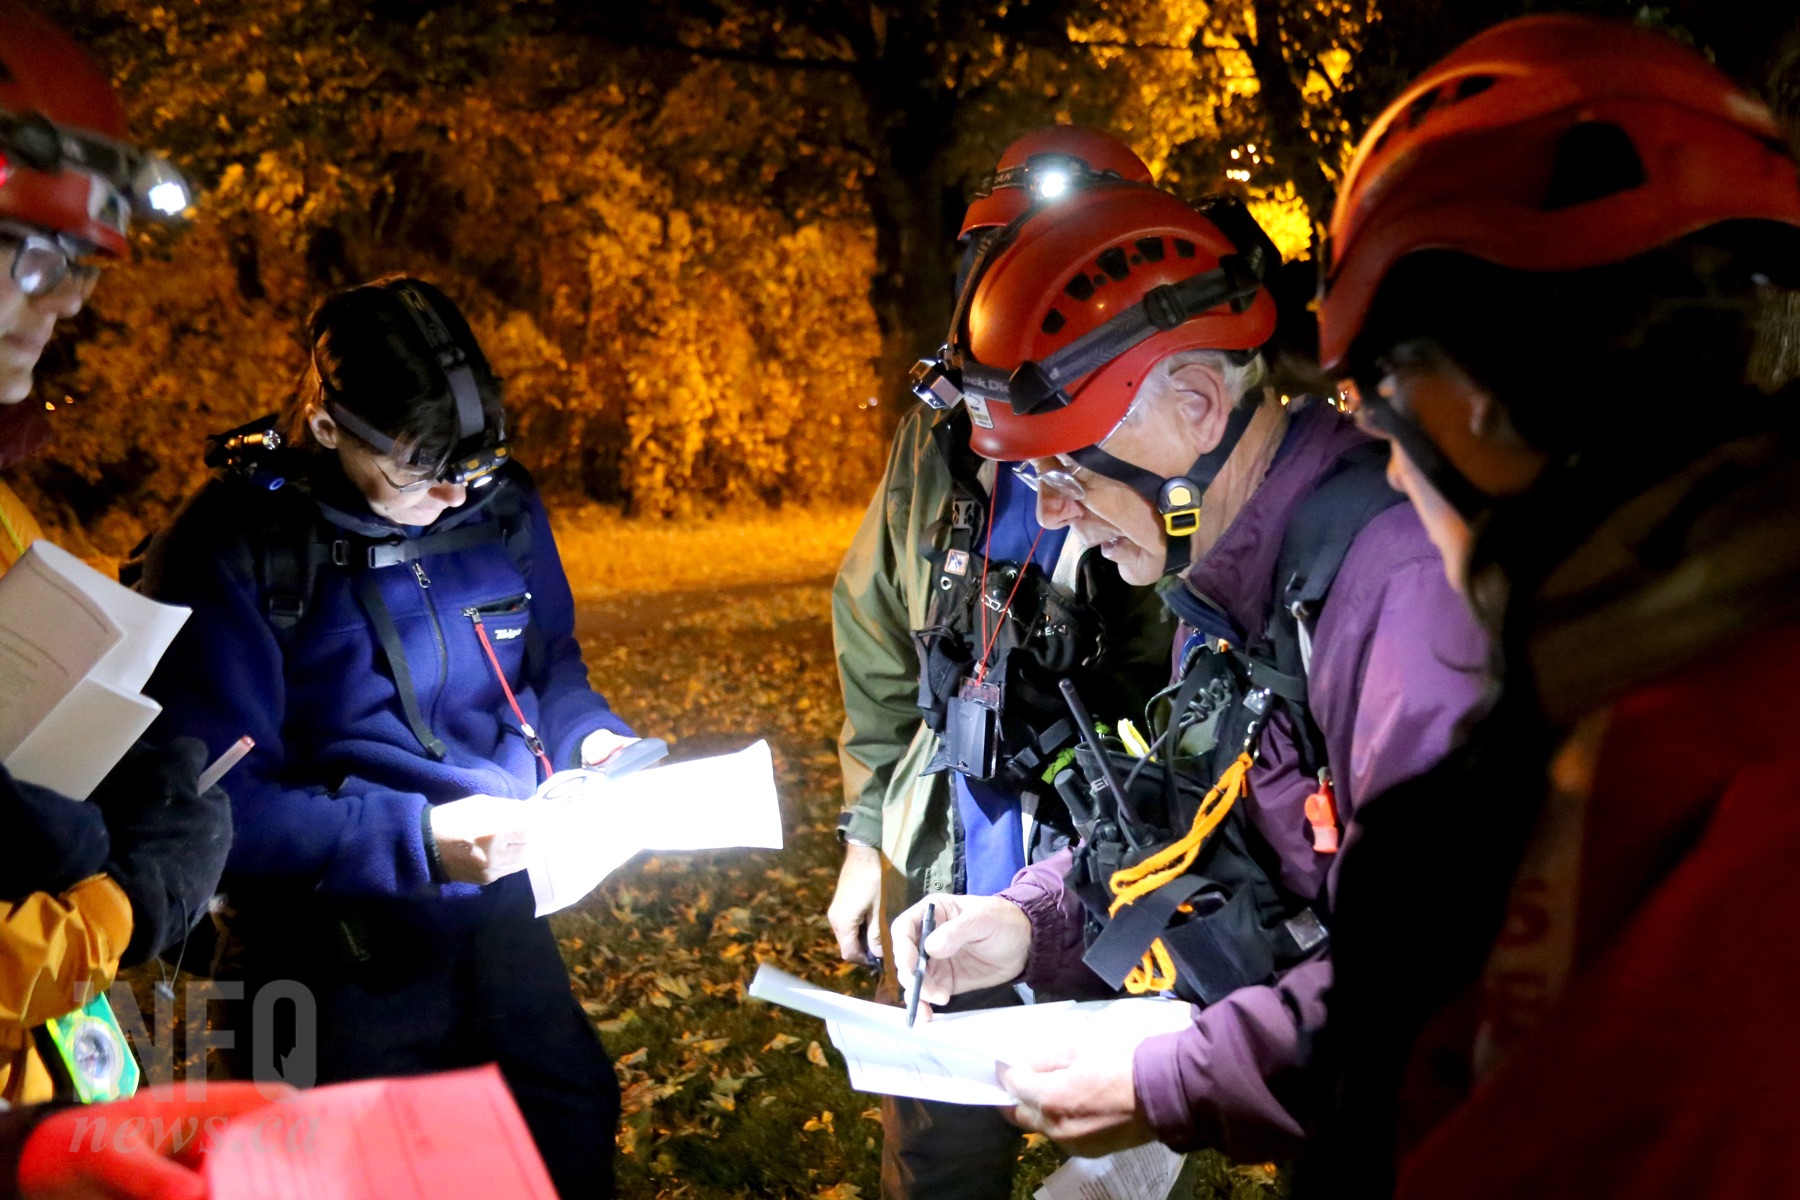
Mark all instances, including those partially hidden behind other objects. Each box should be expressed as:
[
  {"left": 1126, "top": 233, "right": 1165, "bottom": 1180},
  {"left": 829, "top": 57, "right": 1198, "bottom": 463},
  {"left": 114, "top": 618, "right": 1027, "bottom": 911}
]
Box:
[
  {"left": 197, "top": 735, "right": 255, "bottom": 794},
  {"left": 906, "top": 902, "right": 936, "bottom": 1028}
]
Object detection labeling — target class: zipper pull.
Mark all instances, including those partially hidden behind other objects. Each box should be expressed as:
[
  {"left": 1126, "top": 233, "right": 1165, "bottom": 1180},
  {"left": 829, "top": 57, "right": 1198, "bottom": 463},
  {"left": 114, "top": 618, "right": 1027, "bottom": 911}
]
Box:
[
  {"left": 462, "top": 606, "right": 482, "bottom": 623},
  {"left": 412, "top": 562, "right": 431, "bottom": 589}
]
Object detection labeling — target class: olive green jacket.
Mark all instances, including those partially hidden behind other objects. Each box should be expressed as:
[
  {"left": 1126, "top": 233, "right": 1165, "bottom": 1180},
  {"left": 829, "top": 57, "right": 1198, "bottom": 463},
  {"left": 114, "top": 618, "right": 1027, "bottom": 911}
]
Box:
[{"left": 833, "top": 403, "right": 958, "bottom": 918}]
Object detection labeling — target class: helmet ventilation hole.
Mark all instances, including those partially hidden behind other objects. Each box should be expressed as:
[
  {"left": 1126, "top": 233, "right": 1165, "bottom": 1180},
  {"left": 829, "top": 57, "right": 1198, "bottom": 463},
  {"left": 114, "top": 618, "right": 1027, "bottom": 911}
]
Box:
[{"left": 1543, "top": 120, "right": 1647, "bottom": 210}]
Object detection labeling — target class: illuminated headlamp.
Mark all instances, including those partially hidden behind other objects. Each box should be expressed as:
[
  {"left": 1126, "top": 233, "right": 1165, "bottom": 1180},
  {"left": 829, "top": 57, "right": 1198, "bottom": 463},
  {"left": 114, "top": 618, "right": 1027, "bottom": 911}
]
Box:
[
  {"left": 131, "top": 153, "right": 192, "bottom": 219},
  {"left": 970, "top": 154, "right": 1117, "bottom": 206},
  {"left": 0, "top": 108, "right": 194, "bottom": 225},
  {"left": 443, "top": 441, "right": 510, "bottom": 488}
]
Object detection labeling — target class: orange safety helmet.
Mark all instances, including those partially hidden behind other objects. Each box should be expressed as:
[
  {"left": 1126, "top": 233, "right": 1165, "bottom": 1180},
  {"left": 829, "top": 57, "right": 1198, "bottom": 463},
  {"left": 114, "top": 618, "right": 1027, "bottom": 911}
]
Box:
[
  {"left": 956, "top": 184, "right": 1276, "bottom": 462},
  {"left": 0, "top": 1, "right": 191, "bottom": 256},
  {"left": 1319, "top": 14, "right": 1800, "bottom": 371},
  {"left": 961, "top": 126, "right": 1155, "bottom": 238}
]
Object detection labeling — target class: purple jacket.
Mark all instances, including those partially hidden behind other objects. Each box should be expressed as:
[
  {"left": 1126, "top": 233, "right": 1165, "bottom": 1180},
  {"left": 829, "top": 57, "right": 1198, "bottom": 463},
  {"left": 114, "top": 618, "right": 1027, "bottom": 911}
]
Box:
[{"left": 1002, "top": 401, "right": 1487, "bottom": 1159}]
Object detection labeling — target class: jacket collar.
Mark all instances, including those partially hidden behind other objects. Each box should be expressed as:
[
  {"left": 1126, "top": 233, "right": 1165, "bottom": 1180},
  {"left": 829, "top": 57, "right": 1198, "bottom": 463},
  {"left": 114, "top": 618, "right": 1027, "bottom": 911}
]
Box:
[{"left": 1179, "top": 397, "right": 1375, "bottom": 636}]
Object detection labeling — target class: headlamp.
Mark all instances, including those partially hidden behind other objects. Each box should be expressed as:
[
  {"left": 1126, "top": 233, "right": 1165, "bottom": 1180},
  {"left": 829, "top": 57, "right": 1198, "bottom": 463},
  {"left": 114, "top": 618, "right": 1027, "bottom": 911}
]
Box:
[
  {"left": 0, "top": 107, "right": 195, "bottom": 226},
  {"left": 1033, "top": 168, "right": 1071, "bottom": 200},
  {"left": 971, "top": 153, "right": 1118, "bottom": 205},
  {"left": 132, "top": 154, "right": 192, "bottom": 218},
  {"left": 909, "top": 355, "right": 964, "bottom": 410}
]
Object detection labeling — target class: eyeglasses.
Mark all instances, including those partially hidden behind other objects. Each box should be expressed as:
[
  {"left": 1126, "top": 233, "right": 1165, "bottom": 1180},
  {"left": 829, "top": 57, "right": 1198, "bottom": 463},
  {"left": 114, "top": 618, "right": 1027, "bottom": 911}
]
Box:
[
  {"left": 0, "top": 226, "right": 102, "bottom": 300},
  {"left": 1011, "top": 458, "right": 1090, "bottom": 501},
  {"left": 370, "top": 455, "right": 448, "bottom": 494}
]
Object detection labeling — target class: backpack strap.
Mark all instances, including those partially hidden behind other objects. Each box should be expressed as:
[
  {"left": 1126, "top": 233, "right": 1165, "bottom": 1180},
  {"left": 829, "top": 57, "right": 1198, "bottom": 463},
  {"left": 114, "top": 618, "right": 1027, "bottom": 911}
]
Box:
[
  {"left": 355, "top": 570, "right": 448, "bottom": 760},
  {"left": 1219, "top": 440, "right": 1405, "bottom": 776}
]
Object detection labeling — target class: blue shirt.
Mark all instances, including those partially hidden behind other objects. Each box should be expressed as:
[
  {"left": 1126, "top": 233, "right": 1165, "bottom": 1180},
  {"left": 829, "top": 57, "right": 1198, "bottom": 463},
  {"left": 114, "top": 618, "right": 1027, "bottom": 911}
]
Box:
[{"left": 956, "top": 466, "right": 1068, "bottom": 896}]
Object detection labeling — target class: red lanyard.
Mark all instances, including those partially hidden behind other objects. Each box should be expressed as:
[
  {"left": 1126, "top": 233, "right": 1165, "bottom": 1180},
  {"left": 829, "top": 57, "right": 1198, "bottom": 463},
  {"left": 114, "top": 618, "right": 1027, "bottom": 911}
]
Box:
[
  {"left": 972, "top": 512, "right": 1045, "bottom": 682},
  {"left": 469, "top": 612, "right": 554, "bottom": 780}
]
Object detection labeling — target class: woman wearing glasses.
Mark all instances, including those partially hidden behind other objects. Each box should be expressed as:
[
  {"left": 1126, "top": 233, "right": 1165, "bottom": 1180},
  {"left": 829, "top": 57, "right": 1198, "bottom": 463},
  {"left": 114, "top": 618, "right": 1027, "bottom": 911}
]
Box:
[{"left": 140, "top": 276, "right": 633, "bottom": 1198}]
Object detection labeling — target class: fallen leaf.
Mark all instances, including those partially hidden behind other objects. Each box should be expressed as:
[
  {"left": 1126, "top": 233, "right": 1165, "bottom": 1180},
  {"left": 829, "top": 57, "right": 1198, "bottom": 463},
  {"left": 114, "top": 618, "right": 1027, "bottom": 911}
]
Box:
[
  {"left": 764, "top": 1033, "right": 801, "bottom": 1052},
  {"left": 806, "top": 1040, "right": 829, "bottom": 1067}
]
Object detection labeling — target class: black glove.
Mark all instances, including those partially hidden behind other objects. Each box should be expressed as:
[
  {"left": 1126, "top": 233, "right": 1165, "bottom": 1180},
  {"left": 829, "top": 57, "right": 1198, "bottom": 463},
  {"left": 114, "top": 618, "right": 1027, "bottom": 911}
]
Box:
[
  {"left": 89, "top": 737, "right": 232, "bottom": 968},
  {"left": 0, "top": 769, "right": 110, "bottom": 902}
]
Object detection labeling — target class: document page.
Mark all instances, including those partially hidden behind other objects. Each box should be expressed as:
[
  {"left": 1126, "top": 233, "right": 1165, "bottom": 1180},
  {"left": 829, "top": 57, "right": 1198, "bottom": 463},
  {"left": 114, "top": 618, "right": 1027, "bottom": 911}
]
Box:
[
  {"left": 200, "top": 1066, "right": 557, "bottom": 1200},
  {"left": 0, "top": 544, "right": 121, "bottom": 756},
  {"left": 526, "top": 740, "right": 783, "bottom": 916},
  {"left": 0, "top": 542, "right": 190, "bottom": 797},
  {"left": 749, "top": 965, "right": 1194, "bottom": 1106},
  {"left": 1034, "top": 1142, "right": 1186, "bottom": 1200}
]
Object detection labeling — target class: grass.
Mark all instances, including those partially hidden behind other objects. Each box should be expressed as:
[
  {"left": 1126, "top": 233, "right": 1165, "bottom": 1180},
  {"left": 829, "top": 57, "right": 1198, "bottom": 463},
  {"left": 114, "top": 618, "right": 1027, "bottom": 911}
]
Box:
[{"left": 550, "top": 502, "right": 866, "bottom": 601}]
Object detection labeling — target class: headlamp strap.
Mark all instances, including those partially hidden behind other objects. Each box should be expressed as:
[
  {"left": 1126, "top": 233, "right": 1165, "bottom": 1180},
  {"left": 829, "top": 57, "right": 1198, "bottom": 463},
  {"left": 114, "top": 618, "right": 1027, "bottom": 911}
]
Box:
[
  {"left": 322, "top": 395, "right": 402, "bottom": 459},
  {"left": 392, "top": 283, "right": 486, "bottom": 445}
]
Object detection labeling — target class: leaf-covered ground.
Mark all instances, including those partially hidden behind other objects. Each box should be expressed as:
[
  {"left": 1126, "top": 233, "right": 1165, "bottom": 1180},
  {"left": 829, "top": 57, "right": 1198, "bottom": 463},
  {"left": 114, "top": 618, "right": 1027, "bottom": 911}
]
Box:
[{"left": 553, "top": 507, "right": 1283, "bottom": 1200}]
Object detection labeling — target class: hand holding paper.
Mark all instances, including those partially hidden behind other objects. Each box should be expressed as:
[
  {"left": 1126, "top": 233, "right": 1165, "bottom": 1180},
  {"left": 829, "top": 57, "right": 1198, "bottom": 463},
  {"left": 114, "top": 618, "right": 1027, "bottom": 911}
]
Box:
[
  {"left": 997, "top": 1042, "right": 1154, "bottom": 1158},
  {"left": 431, "top": 794, "right": 533, "bottom": 885},
  {"left": 524, "top": 740, "right": 783, "bottom": 915}
]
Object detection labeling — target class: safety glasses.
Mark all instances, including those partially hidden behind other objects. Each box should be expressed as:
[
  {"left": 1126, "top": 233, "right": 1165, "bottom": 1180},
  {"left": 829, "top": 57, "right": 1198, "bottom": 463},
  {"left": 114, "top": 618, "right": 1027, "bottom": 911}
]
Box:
[
  {"left": 1011, "top": 458, "right": 1090, "bottom": 501},
  {"left": 0, "top": 225, "right": 101, "bottom": 300}
]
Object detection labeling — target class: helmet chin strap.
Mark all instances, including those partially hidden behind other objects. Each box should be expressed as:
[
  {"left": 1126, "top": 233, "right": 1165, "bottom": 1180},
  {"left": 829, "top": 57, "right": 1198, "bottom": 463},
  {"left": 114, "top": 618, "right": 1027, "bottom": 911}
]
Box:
[{"left": 1067, "top": 398, "right": 1260, "bottom": 577}]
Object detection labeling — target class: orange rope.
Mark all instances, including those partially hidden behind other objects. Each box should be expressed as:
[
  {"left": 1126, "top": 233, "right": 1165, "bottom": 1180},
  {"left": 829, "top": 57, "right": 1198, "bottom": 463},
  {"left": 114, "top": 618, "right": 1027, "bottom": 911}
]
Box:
[{"left": 1107, "top": 752, "right": 1254, "bottom": 994}]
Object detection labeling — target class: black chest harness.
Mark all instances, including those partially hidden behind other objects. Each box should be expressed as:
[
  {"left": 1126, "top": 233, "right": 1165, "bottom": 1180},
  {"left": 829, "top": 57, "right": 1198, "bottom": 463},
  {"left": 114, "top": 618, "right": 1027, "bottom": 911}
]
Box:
[
  {"left": 132, "top": 421, "right": 545, "bottom": 770},
  {"left": 911, "top": 414, "right": 1148, "bottom": 794},
  {"left": 1059, "top": 440, "right": 1403, "bottom": 1005}
]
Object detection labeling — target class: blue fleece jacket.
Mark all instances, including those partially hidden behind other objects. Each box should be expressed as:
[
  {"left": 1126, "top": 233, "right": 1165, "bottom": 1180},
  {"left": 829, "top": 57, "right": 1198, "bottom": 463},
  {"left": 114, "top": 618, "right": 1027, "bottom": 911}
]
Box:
[{"left": 142, "top": 459, "right": 633, "bottom": 899}]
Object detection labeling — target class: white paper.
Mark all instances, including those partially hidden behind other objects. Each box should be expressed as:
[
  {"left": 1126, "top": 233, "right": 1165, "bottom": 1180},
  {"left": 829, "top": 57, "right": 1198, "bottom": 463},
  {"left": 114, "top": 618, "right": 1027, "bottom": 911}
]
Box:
[
  {"left": 749, "top": 965, "right": 1195, "bottom": 1106},
  {"left": 525, "top": 740, "right": 783, "bottom": 916},
  {"left": 1034, "top": 1142, "right": 1186, "bottom": 1200},
  {"left": 0, "top": 542, "right": 189, "bottom": 798}
]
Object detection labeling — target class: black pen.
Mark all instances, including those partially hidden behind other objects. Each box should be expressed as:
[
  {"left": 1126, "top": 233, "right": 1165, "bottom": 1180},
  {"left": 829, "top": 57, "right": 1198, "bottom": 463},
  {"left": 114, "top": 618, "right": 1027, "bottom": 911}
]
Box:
[{"left": 906, "top": 902, "right": 936, "bottom": 1028}]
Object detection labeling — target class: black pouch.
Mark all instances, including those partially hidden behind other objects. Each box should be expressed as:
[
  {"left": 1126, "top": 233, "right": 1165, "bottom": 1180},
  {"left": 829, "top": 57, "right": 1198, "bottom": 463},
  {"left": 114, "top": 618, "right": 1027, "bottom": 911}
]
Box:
[{"left": 943, "top": 677, "right": 1001, "bottom": 778}]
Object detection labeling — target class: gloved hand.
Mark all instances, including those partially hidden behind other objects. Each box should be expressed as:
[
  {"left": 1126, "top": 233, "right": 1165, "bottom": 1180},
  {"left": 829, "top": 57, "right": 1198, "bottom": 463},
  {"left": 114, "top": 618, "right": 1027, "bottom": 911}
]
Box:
[
  {"left": 16, "top": 1083, "right": 285, "bottom": 1200},
  {"left": 426, "top": 794, "right": 532, "bottom": 885},
  {"left": 0, "top": 771, "right": 109, "bottom": 903},
  {"left": 88, "top": 738, "right": 232, "bottom": 969}
]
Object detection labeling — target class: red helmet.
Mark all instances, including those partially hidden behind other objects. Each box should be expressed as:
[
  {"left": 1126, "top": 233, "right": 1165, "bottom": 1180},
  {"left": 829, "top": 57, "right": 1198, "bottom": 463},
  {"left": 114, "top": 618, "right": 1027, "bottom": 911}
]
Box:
[
  {"left": 1320, "top": 14, "right": 1800, "bottom": 371},
  {"left": 961, "top": 126, "right": 1154, "bottom": 238},
  {"left": 958, "top": 183, "right": 1276, "bottom": 460},
  {"left": 0, "top": 1, "right": 191, "bottom": 256}
]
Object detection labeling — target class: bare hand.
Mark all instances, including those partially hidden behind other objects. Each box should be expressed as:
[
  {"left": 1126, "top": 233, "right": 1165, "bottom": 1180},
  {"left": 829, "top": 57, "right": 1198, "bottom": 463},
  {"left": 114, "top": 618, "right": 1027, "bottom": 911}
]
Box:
[
  {"left": 580, "top": 729, "right": 638, "bottom": 767},
  {"left": 430, "top": 794, "right": 531, "bottom": 884},
  {"left": 827, "top": 843, "right": 884, "bottom": 964},
  {"left": 891, "top": 893, "right": 1031, "bottom": 1015},
  {"left": 997, "top": 1043, "right": 1155, "bottom": 1157}
]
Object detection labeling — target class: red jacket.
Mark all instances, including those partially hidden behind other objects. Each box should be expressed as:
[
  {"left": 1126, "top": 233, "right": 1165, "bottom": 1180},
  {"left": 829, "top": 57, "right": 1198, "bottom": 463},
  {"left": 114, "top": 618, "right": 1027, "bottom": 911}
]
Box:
[{"left": 1395, "top": 620, "right": 1800, "bottom": 1198}]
